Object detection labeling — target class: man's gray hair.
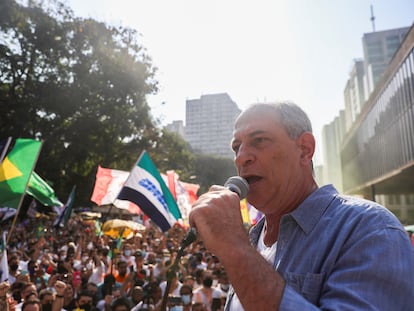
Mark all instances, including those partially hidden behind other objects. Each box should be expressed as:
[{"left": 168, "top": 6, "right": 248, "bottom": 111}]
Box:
[{"left": 245, "top": 102, "right": 312, "bottom": 139}]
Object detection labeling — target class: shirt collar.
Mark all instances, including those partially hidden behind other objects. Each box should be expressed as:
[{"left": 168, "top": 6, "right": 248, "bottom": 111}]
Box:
[
  {"left": 289, "top": 184, "right": 338, "bottom": 235},
  {"left": 249, "top": 185, "right": 338, "bottom": 242}
]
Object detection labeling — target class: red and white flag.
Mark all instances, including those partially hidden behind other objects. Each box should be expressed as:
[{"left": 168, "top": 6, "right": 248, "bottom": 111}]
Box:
[
  {"left": 91, "top": 166, "right": 141, "bottom": 214},
  {"left": 164, "top": 170, "right": 199, "bottom": 226}
]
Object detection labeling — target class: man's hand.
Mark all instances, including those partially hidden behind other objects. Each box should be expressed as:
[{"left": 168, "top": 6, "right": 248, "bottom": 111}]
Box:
[{"left": 189, "top": 186, "right": 250, "bottom": 258}]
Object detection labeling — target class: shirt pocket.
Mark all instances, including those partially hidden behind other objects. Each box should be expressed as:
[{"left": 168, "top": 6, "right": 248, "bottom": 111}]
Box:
[{"left": 284, "top": 272, "right": 325, "bottom": 305}]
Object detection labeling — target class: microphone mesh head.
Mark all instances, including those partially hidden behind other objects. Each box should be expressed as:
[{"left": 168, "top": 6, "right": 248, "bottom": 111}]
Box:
[{"left": 224, "top": 176, "right": 249, "bottom": 199}]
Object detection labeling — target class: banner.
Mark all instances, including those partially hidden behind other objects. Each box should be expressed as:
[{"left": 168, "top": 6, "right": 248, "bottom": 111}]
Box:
[
  {"left": 117, "top": 150, "right": 181, "bottom": 232},
  {"left": 0, "top": 139, "right": 42, "bottom": 209}
]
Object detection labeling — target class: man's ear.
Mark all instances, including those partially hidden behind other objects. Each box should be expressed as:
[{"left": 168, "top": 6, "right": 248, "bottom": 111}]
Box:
[{"left": 297, "top": 132, "right": 315, "bottom": 164}]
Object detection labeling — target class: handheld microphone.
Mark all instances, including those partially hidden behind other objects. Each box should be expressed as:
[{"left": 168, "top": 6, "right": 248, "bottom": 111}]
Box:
[
  {"left": 224, "top": 176, "right": 250, "bottom": 199},
  {"left": 180, "top": 176, "right": 249, "bottom": 248}
]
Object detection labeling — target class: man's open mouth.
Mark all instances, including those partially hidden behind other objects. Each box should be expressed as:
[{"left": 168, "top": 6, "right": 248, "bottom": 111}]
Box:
[{"left": 244, "top": 175, "right": 262, "bottom": 185}]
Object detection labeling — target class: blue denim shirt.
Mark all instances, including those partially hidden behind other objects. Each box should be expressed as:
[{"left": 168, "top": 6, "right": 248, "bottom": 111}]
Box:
[{"left": 225, "top": 184, "right": 414, "bottom": 310}]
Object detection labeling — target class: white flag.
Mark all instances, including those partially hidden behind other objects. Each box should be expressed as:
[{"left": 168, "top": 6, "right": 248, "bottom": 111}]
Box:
[{"left": 0, "top": 231, "right": 9, "bottom": 282}]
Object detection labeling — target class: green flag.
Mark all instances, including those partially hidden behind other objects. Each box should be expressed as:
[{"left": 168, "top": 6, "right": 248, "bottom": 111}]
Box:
[
  {"left": 0, "top": 139, "right": 42, "bottom": 208},
  {"left": 26, "top": 172, "right": 63, "bottom": 207}
]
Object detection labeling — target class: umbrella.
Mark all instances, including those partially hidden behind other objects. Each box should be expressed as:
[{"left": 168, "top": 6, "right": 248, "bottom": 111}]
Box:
[
  {"left": 102, "top": 219, "right": 145, "bottom": 239},
  {"left": 404, "top": 225, "right": 414, "bottom": 232},
  {"left": 79, "top": 211, "right": 102, "bottom": 219}
]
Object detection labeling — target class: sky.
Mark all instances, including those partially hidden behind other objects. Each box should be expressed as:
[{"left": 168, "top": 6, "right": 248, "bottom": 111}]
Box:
[{"left": 64, "top": 0, "right": 414, "bottom": 163}]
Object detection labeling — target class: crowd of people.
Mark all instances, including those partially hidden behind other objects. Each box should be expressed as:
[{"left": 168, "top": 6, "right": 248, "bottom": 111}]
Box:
[{"left": 0, "top": 214, "right": 229, "bottom": 311}]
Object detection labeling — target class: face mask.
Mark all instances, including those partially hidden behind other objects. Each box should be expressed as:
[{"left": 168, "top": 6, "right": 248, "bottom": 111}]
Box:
[
  {"left": 79, "top": 304, "right": 92, "bottom": 311},
  {"left": 87, "top": 242, "right": 94, "bottom": 250},
  {"left": 181, "top": 295, "right": 191, "bottom": 305},
  {"left": 42, "top": 302, "right": 53, "bottom": 311},
  {"left": 220, "top": 284, "right": 230, "bottom": 291},
  {"left": 82, "top": 256, "right": 89, "bottom": 262},
  {"left": 170, "top": 306, "right": 183, "bottom": 311},
  {"left": 124, "top": 250, "right": 131, "bottom": 257},
  {"left": 86, "top": 262, "right": 93, "bottom": 270}
]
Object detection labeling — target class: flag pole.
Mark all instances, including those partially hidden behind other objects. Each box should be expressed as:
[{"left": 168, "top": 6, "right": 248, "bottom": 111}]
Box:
[
  {"left": 7, "top": 140, "right": 43, "bottom": 244},
  {"left": 0, "top": 137, "right": 12, "bottom": 164}
]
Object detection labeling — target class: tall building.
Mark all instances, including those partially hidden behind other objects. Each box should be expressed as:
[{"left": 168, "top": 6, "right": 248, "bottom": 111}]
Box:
[
  {"left": 185, "top": 93, "right": 241, "bottom": 158},
  {"left": 344, "top": 59, "right": 366, "bottom": 131},
  {"left": 362, "top": 26, "right": 410, "bottom": 97},
  {"left": 164, "top": 120, "right": 185, "bottom": 138},
  {"left": 321, "top": 23, "right": 414, "bottom": 222},
  {"left": 340, "top": 24, "right": 414, "bottom": 222},
  {"left": 321, "top": 110, "right": 346, "bottom": 192}
]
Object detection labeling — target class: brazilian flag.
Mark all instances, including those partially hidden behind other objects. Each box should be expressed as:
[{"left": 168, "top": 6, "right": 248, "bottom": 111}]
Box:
[{"left": 0, "top": 139, "right": 42, "bottom": 209}]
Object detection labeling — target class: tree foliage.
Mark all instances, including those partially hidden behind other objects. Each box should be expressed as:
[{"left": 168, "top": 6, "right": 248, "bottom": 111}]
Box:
[
  {"left": 193, "top": 155, "right": 237, "bottom": 194},
  {"left": 0, "top": 0, "right": 238, "bottom": 207},
  {"left": 149, "top": 129, "right": 195, "bottom": 180},
  {"left": 0, "top": 0, "right": 192, "bottom": 205}
]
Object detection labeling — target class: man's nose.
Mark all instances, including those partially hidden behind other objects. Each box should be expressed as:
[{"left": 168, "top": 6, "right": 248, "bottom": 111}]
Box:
[{"left": 235, "top": 144, "right": 254, "bottom": 167}]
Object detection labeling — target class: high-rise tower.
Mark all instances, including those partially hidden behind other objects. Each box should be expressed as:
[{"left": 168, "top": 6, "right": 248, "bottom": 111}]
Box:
[
  {"left": 185, "top": 93, "right": 241, "bottom": 158},
  {"left": 362, "top": 26, "right": 410, "bottom": 96}
]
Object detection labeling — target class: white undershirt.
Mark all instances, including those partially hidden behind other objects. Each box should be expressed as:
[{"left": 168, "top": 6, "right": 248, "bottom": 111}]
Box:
[
  {"left": 229, "top": 225, "right": 277, "bottom": 311},
  {"left": 257, "top": 226, "right": 278, "bottom": 264}
]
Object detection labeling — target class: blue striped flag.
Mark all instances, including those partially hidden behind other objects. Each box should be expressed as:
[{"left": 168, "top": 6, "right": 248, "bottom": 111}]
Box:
[{"left": 117, "top": 150, "right": 181, "bottom": 232}]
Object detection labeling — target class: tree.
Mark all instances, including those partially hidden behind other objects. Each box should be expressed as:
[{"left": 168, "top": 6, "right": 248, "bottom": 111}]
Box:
[
  {"left": 0, "top": 0, "right": 163, "bottom": 205},
  {"left": 0, "top": 0, "right": 238, "bottom": 207},
  {"left": 150, "top": 129, "right": 196, "bottom": 181},
  {"left": 193, "top": 154, "right": 237, "bottom": 194}
]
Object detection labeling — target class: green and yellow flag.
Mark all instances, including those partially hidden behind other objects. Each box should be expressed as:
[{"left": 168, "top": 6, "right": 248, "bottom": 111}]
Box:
[{"left": 0, "top": 139, "right": 42, "bottom": 209}]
